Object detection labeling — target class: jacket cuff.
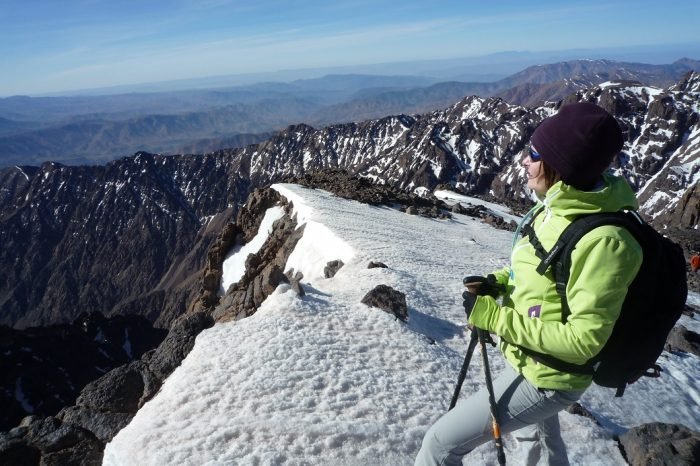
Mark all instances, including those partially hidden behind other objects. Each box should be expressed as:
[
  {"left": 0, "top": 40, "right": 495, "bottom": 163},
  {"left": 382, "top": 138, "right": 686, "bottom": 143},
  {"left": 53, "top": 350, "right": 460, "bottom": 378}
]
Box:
[{"left": 467, "top": 295, "right": 499, "bottom": 332}]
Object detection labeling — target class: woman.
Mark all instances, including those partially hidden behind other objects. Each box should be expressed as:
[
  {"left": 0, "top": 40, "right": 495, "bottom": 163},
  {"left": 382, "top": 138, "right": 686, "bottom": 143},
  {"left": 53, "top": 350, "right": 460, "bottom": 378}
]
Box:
[{"left": 415, "top": 102, "right": 643, "bottom": 466}]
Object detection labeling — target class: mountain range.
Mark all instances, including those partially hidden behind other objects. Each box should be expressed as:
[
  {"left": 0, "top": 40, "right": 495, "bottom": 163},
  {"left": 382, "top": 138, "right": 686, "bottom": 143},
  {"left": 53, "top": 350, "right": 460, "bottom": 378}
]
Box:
[
  {"left": 1, "top": 69, "right": 698, "bottom": 333},
  {"left": 1, "top": 58, "right": 699, "bottom": 166}
]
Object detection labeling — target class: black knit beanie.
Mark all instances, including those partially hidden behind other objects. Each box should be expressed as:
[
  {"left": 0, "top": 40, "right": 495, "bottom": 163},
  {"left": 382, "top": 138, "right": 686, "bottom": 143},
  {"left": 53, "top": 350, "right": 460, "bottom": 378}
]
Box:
[{"left": 530, "top": 102, "right": 624, "bottom": 190}]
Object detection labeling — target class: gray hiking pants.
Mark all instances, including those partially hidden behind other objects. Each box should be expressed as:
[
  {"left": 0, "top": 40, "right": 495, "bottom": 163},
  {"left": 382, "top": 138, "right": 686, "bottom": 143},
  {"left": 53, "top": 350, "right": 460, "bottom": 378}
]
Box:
[{"left": 414, "top": 364, "right": 584, "bottom": 466}]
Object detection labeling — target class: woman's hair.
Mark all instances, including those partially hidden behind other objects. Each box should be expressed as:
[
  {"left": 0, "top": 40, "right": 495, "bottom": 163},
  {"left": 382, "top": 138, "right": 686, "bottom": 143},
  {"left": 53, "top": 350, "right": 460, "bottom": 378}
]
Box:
[{"left": 540, "top": 159, "right": 561, "bottom": 189}]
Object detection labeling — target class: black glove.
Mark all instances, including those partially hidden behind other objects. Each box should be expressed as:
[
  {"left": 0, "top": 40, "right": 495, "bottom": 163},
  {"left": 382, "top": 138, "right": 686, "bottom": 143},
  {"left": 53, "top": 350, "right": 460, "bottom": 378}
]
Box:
[
  {"left": 462, "top": 274, "right": 504, "bottom": 298},
  {"left": 462, "top": 290, "right": 477, "bottom": 318}
]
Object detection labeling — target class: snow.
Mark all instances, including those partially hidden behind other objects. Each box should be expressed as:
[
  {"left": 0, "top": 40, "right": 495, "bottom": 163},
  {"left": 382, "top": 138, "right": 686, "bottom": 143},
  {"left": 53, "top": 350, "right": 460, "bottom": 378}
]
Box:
[
  {"left": 14, "top": 166, "right": 30, "bottom": 181},
  {"left": 15, "top": 378, "right": 34, "bottom": 413},
  {"left": 123, "top": 329, "right": 133, "bottom": 359},
  {"left": 104, "top": 184, "right": 700, "bottom": 466},
  {"left": 220, "top": 206, "right": 286, "bottom": 294}
]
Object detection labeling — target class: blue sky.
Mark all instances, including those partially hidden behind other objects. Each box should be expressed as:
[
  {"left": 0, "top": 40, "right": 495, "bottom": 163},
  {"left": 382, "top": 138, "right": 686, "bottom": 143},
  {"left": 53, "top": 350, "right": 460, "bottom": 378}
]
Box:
[{"left": 1, "top": 0, "right": 699, "bottom": 96}]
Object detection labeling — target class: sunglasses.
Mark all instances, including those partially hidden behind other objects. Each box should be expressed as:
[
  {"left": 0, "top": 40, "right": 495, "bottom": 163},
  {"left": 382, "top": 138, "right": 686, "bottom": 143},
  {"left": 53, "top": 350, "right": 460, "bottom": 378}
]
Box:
[{"left": 528, "top": 147, "right": 542, "bottom": 162}]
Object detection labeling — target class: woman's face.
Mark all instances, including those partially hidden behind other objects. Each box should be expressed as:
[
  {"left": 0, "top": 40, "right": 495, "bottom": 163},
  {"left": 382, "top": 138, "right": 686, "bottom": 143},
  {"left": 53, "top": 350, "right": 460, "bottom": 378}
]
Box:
[{"left": 523, "top": 147, "right": 548, "bottom": 196}]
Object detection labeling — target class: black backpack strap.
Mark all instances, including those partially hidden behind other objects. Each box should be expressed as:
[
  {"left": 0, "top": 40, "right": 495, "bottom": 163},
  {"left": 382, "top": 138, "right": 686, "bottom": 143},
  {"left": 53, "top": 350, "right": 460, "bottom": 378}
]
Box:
[
  {"left": 547, "top": 211, "right": 643, "bottom": 322},
  {"left": 521, "top": 207, "right": 547, "bottom": 262}
]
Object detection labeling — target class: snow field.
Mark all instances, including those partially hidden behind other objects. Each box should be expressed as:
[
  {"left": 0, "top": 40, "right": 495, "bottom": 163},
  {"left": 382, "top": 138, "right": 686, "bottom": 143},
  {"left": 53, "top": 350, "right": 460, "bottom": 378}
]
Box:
[{"left": 104, "top": 185, "right": 700, "bottom": 466}]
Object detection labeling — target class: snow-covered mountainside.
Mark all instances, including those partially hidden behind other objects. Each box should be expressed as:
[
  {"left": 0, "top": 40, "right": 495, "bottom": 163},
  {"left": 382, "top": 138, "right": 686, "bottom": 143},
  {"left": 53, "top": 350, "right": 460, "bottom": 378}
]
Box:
[
  {"left": 0, "top": 74, "right": 697, "bottom": 331},
  {"left": 102, "top": 184, "right": 700, "bottom": 465}
]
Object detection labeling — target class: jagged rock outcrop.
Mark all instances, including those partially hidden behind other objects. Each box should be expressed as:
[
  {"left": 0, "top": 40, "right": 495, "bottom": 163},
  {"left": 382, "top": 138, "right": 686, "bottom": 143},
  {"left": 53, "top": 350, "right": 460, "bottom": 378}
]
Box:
[
  {"left": 190, "top": 188, "right": 304, "bottom": 322},
  {"left": 619, "top": 422, "right": 700, "bottom": 466},
  {"left": 0, "top": 416, "right": 103, "bottom": 466},
  {"left": 361, "top": 285, "right": 409, "bottom": 321},
  {"left": 668, "top": 181, "right": 700, "bottom": 229},
  {"left": 285, "top": 168, "right": 453, "bottom": 218},
  {"left": 0, "top": 184, "right": 297, "bottom": 463}
]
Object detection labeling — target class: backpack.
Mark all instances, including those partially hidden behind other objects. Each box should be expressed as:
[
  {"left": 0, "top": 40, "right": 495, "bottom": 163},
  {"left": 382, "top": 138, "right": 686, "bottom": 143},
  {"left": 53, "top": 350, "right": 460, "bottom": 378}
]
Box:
[{"left": 519, "top": 209, "right": 688, "bottom": 397}]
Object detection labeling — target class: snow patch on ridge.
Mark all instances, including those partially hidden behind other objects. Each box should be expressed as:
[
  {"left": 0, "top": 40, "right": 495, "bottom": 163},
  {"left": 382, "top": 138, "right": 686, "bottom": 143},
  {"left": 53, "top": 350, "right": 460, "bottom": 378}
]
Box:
[
  {"left": 273, "top": 183, "right": 355, "bottom": 282},
  {"left": 220, "top": 206, "right": 285, "bottom": 294}
]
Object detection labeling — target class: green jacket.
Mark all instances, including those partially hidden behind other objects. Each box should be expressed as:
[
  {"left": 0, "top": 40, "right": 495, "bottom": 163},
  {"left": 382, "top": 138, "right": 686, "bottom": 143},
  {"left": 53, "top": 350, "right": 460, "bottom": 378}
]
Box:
[{"left": 469, "top": 174, "right": 643, "bottom": 391}]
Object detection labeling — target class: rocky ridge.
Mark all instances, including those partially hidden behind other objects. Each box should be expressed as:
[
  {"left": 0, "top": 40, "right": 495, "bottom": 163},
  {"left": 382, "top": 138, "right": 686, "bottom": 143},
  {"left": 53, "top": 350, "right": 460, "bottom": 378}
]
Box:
[{"left": 3, "top": 176, "right": 700, "bottom": 465}]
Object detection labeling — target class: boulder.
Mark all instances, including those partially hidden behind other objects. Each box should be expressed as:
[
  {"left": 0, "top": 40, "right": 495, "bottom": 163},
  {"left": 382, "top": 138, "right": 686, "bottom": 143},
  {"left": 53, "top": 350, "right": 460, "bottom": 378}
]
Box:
[
  {"left": 361, "top": 285, "right": 408, "bottom": 321},
  {"left": 665, "top": 325, "right": 700, "bottom": 357},
  {"left": 565, "top": 402, "right": 599, "bottom": 426},
  {"left": 619, "top": 422, "right": 700, "bottom": 466},
  {"left": 368, "top": 261, "right": 388, "bottom": 269},
  {"left": 324, "top": 260, "right": 345, "bottom": 278}
]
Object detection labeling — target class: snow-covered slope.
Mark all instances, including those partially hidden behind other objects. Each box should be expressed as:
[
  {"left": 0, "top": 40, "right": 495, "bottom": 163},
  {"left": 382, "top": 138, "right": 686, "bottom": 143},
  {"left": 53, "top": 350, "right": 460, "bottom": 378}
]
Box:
[{"left": 103, "top": 185, "right": 700, "bottom": 465}]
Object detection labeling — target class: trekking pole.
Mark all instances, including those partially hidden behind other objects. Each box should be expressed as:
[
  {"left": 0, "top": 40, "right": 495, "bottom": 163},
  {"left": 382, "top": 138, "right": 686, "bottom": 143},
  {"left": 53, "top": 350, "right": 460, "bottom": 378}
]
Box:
[
  {"left": 449, "top": 327, "right": 479, "bottom": 410},
  {"left": 477, "top": 328, "right": 506, "bottom": 466}
]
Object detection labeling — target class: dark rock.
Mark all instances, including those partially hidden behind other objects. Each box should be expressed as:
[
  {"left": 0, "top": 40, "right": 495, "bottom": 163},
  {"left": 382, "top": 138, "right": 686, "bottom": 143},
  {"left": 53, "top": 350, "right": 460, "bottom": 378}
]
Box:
[
  {"left": 238, "top": 188, "right": 283, "bottom": 243},
  {"left": 665, "top": 325, "right": 700, "bottom": 357},
  {"left": 361, "top": 285, "right": 409, "bottom": 321},
  {"left": 619, "top": 422, "right": 700, "bottom": 466},
  {"left": 202, "top": 270, "right": 221, "bottom": 292},
  {"left": 483, "top": 214, "right": 517, "bottom": 232},
  {"left": 57, "top": 407, "right": 133, "bottom": 445},
  {"left": 291, "top": 281, "right": 305, "bottom": 297},
  {"left": 74, "top": 361, "right": 156, "bottom": 413},
  {"left": 368, "top": 261, "right": 388, "bottom": 269},
  {"left": 285, "top": 269, "right": 305, "bottom": 296},
  {"left": 0, "top": 438, "right": 40, "bottom": 466},
  {"left": 683, "top": 305, "right": 695, "bottom": 317},
  {"left": 451, "top": 203, "right": 467, "bottom": 214},
  {"left": 0, "top": 416, "right": 103, "bottom": 466},
  {"left": 209, "top": 196, "right": 304, "bottom": 322},
  {"left": 245, "top": 252, "right": 263, "bottom": 271},
  {"left": 566, "top": 402, "right": 600, "bottom": 426},
  {"left": 147, "top": 311, "right": 214, "bottom": 381},
  {"left": 324, "top": 260, "right": 345, "bottom": 278},
  {"left": 261, "top": 265, "right": 289, "bottom": 296}
]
